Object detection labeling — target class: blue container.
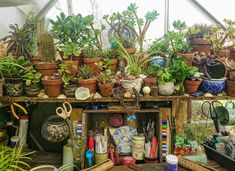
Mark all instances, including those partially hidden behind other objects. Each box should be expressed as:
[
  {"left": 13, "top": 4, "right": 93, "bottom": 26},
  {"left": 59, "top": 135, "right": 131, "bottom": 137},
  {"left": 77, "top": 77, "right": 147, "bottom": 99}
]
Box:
[
  {"left": 200, "top": 79, "right": 226, "bottom": 95},
  {"left": 150, "top": 56, "right": 165, "bottom": 67}
]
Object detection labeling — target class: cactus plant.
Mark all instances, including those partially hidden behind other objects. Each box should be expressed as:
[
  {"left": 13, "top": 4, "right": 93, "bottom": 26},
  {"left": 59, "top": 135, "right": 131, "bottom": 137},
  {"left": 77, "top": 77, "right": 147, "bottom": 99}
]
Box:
[{"left": 37, "top": 32, "right": 56, "bottom": 62}]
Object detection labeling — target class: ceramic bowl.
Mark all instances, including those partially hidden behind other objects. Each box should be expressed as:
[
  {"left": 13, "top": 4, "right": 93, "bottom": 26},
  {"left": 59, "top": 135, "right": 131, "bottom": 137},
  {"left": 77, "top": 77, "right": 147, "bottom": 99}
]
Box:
[
  {"left": 200, "top": 79, "right": 225, "bottom": 95},
  {"left": 150, "top": 56, "right": 165, "bottom": 67}
]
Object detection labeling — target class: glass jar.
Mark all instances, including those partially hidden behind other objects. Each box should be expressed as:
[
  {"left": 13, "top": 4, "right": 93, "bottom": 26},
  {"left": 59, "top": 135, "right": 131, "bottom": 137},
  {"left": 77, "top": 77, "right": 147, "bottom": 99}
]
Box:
[
  {"left": 41, "top": 115, "right": 70, "bottom": 143},
  {"left": 132, "top": 134, "right": 145, "bottom": 161}
]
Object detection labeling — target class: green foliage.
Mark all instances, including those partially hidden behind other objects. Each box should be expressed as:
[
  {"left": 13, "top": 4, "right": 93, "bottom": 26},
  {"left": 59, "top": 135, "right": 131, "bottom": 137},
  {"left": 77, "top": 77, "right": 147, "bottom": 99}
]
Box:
[
  {"left": 148, "top": 37, "right": 168, "bottom": 57},
  {"left": 205, "top": 19, "right": 235, "bottom": 57},
  {"left": 37, "top": 32, "right": 56, "bottom": 62},
  {"left": 0, "top": 56, "right": 28, "bottom": 78},
  {"left": 50, "top": 12, "right": 95, "bottom": 49},
  {"left": 186, "top": 66, "right": 203, "bottom": 81},
  {"left": 144, "top": 65, "right": 159, "bottom": 77},
  {"left": 23, "top": 66, "right": 42, "bottom": 86},
  {"left": 102, "top": 48, "right": 117, "bottom": 59},
  {"left": 78, "top": 65, "right": 94, "bottom": 79},
  {"left": 83, "top": 48, "right": 101, "bottom": 58},
  {"left": 97, "top": 58, "right": 114, "bottom": 84},
  {"left": 0, "top": 145, "right": 35, "bottom": 171},
  {"left": 187, "top": 23, "right": 212, "bottom": 41},
  {"left": 61, "top": 43, "right": 81, "bottom": 60},
  {"left": 58, "top": 63, "right": 77, "bottom": 87},
  {"left": 157, "top": 67, "right": 174, "bottom": 83}
]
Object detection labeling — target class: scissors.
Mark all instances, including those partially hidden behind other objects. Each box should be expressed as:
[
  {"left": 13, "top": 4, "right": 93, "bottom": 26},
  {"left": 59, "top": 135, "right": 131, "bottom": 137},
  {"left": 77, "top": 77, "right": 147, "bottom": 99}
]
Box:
[
  {"left": 201, "top": 100, "right": 223, "bottom": 133},
  {"left": 56, "top": 102, "right": 72, "bottom": 119}
]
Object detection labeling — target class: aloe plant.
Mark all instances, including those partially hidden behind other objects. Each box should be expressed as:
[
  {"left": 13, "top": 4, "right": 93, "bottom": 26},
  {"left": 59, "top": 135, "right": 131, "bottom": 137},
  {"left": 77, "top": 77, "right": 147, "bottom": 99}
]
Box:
[{"left": 0, "top": 145, "right": 35, "bottom": 171}]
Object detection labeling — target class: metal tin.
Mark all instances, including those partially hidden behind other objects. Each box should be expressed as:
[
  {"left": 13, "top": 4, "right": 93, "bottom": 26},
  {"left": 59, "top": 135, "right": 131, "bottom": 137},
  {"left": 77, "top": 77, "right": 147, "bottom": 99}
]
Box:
[{"left": 132, "top": 135, "right": 145, "bottom": 160}]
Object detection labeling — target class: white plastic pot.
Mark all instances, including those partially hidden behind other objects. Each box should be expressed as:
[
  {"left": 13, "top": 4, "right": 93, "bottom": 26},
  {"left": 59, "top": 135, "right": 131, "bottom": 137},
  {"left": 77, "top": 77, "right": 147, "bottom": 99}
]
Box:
[
  {"left": 30, "top": 165, "right": 57, "bottom": 171},
  {"left": 158, "top": 82, "right": 175, "bottom": 96}
]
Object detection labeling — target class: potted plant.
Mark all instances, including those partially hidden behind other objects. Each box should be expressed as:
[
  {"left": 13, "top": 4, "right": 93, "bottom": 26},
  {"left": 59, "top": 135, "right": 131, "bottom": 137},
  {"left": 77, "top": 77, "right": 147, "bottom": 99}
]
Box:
[
  {"left": 78, "top": 65, "right": 96, "bottom": 94},
  {"left": 58, "top": 63, "right": 78, "bottom": 97},
  {"left": 157, "top": 67, "right": 175, "bottom": 96},
  {"left": 187, "top": 24, "right": 212, "bottom": 55},
  {"left": 227, "top": 70, "right": 235, "bottom": 97},
  {"left": 0, "top": 55, "right": 29, "bottom": 96},
  {"left": 42, "top": 72, "right": 63, "bottom": 97},
  {"left": 0, "top": 145, "right": 34, "bottom": 170},
  {"left": 34, "top": 32, "right": 58, "bottom": 76},
  {"left": 143, "top": 65, "right": 159, "bottom": 87},
  {"left": 83, "top": 48, "right": 101, "bottom": 75},
  {"left": 184, "top": 66, "right": 203, "bottom": 94},
  {"left": 102, "top": 48, "right": 118, "bottom": 72},
  {"left": 23, "top": 66, "right": 42, "bottom": 96}
]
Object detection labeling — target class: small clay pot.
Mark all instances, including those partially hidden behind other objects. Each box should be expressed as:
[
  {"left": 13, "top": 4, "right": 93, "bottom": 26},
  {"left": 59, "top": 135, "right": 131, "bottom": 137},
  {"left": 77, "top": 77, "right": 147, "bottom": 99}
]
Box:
[
  {"left": 227, "top": 80, "right": 235, "bottom": 97},
  {"left": 63, "top": 60, "right": 78, "bottom": 76},
  {"left": 34, "top": 62, "right": 58, "bottom": 76},
  {"left": 109, "top": 58, "right": 118, "bottom": 72},
  {"left": 184, "top": 80, "right": 202, "bottom": 94},
  {"left": 98, "top": 83, "right": 113, "bottom": 97},
  {"left": 177, "top": 53, "right": 194, "bottom": 66},
  {"left": 125, "top": 48, "right": 136, "bottom": 55},
  {"left": 31, "top": 56, "right": 41, "bottom": 63},
  {"left": 144, "top": 77, "right": 157, "bottom": 87},
  {"left": 190, "top": 38, "right": 212, "bottom": 55},
  {"left": 78, "top": 79, "right": 96, "bottom": 94},
  {"left": 83, "top": 57, "right": 101, "bottom": 75},
  {"left": 42, "top": 78, "right": 63, "bottom": 97},
  {"left": 71, "top": 52, "right": 83, "bottom": 66}
]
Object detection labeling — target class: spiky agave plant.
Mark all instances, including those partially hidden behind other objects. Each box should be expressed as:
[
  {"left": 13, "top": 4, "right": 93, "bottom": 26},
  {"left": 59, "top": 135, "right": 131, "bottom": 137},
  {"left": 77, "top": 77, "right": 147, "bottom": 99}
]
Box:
[{"left": 0, "top": 145, "right": 35, "bottom": 171}]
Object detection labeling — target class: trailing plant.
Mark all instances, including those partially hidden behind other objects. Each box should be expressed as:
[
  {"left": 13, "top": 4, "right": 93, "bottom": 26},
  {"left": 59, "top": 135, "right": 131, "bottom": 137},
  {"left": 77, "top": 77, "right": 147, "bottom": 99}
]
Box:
[
  {"left": 78, "top": 65, "right": 94, "bottom": 79},
  {"left": 144, "top": 65, "right": 159, "bottom": 77},
  {"left": 0, "top": 145, "right": 35, "bottom": 171},
  {"left": 83, "top": 48, "right": 101, "bottom": 58},
  {"left": 157, "top": 67, "right": 174, "bottom": 83},
  {"left": 126, "top": 3, "right": 159, "bottom": 53},
  {"left": 1, "top": 13, "right": 36, "bottom": 59},
  {"left": 37, "top": 32, "right": 56, "bottom": 62},
  {"left": 187, "top": 23, "right": 212, "bottom": 41},
  {"left": 58, "top": 63, "right": 77, "bottom": 87},
  {"left": 205, "top": 19, "right": 235, "bottom": 57},
  {"left": 0, "top": 55, "right": 29, "bottom": 78},
  {"left": 23, "top": 66, "right": 42, "bottom": 86},
  {"left": 61, "top": 43, "right": 81, "bottom": 60}
]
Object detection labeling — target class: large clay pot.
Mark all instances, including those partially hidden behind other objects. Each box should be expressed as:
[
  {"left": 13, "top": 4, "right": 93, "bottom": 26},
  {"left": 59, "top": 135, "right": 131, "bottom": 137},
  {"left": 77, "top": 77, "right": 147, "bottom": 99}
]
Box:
[
  {"left": 190, "top": 38, "right": 212, "bottom": 55},
  {"left": 98, "top": 83, "right": 113, "bottom": 97},
  {"left": 4, "top": 78, "right": 24, "bottom": 96},
  {"left": 42, "top": 78, "right": 63, "bottom": 97},
  {"left": 144, "top": 77, "right": 157, "bottom": 87},
  {"left": 78, "top": 79, "right": 96, "bottom": 94},
  {"left": 158, "top": 82, "right": 175, "bottom": 96},
  {"left": 184, "top": 80, "right": 202, "bottom": 94},
  {"left": 34, "top": 62, "right": 58, "bottom": 76},
  {"left": 227, "top": 80, "right": 235, "bottom": 97},
  {"left": 83, "top": 57, "right": 101, "bottom": 75},
  {"left": 63, "top": 60, "right": 78, "bottom": 76},
  {"left": 109, "top": 58, "right": 118, "bottom": 72}
]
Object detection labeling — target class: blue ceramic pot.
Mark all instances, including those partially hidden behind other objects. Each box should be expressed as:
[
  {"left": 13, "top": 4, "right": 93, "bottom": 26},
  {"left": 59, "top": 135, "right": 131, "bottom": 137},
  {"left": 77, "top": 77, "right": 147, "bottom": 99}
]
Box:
[
  {"left": 200, "top": 79, "right": 225, "bottom": 95},
  {"left": 150, "top": 56, "right": 165, "bottom": 67}
]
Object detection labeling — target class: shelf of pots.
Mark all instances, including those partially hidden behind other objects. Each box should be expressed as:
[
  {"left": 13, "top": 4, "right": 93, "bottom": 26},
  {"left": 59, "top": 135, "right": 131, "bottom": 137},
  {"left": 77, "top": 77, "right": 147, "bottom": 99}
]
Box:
[
  {"left": 187, "top": 23, "right": 212, "bottom": 55},
  {"left": 0, "top": 56, "right": 30, "bottom": 96},
  {"left": 78, "top": 65, "right": 97, "bottom": 94},
  {"left": 83, "top": 48, "right": 101, "bottom": 75},
  {"left": 58, "top": 63, "right": 78, "bottom": 97},
  {"left": 23, "top": 66, "right": 42, "bottom": 97},
  {"left": 34, "top": 32, "right": 58, "bottom": 76}
]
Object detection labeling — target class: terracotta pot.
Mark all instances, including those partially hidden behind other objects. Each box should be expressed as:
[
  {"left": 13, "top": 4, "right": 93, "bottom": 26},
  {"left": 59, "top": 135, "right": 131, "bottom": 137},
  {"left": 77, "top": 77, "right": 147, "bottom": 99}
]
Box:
[
  {"left": 31, "top": 56, "right": 41, "bottom": 63},
  {"left": 109, "top": 58, "right": 118, "bottom": 72},
  {"left": 34, "top": 62, "right": 58, "bottom": 76},
  {"left": 219, "top": 49, "right": 230, "bottom": 59},
  {"left": 144, "top": 77, "right": 157, "bottom": 87},
  {"left": 227, "top": 80, "right": 235, "bottom": 97},
  {"left": 72, "top": 53, "right": 83, "bottom": 66},
  {"left": 42, "top": 78, "right": 63, "bottom": 97},
  {"left": 78, "top": 79, "right": 96, "bottom": 94},
  {"left": 190, "top": 38, "right": 212, "bottom": 55},
  {"left": 83, "top": 57, "right": 101, "bottom": 75},
  {"left": 126, "top": 48, "right": 136, "bottom": 55},
  {"left": 63, "top": 60, "right": 78, "bottom": 76},
  {"left": 0, "top": 78, "right": 4, "bottom": 97},
  {"left": 177, "top": 53, "right": 194, "bottom": 66},
  {"left": 98, "top": 83, "right": 113, "bottom": 97},
  {"left": 229, "top": 47, "right": 235, "bottom": 61},
  {"left": 184, "top": 80, "right": 202, "bottom": 94}
]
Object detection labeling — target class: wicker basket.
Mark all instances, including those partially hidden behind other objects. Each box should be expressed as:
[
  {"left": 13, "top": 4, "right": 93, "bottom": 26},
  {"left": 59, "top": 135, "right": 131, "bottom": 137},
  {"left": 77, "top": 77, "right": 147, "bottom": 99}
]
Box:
[{"left": 178, "top": 156, "right": 216, "bottom": 171}]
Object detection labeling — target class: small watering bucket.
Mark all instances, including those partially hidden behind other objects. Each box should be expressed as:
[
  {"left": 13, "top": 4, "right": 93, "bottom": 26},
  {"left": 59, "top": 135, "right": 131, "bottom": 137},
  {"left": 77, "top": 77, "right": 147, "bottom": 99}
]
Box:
[{"left": 225, "top": 101, "right": 235, "bottom": 125}]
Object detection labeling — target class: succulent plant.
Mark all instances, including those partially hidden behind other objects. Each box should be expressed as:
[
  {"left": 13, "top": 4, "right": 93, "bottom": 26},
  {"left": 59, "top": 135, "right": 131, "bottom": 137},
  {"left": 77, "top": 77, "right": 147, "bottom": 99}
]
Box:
[
  {"left": 37, "top": 32, "right": 56, "bottom": 62},
  {"left": 83, "top": 48, "right": 101, "bottom": 58},
  {"left": 78, "top": 65, "right": 94, "bottom": 79},
  {"left": 144, "top": 65, "right": 159, "bottom": 77},
  {"left": 187, "top": 24, "right": 212, "bottom": 41}
]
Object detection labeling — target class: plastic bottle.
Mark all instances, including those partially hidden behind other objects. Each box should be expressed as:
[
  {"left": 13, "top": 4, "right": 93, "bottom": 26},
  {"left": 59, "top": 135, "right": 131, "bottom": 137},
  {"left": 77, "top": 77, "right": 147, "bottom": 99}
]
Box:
[{"left": 18, "top": 115, "right": 29, "bottom": 145}]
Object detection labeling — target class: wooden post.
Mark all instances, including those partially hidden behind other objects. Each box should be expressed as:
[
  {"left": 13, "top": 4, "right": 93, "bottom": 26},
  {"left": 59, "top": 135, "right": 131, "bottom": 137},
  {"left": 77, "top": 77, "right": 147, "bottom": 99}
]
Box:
[{"left": 175, "top": 99, "right": 187, "bottom": 136}]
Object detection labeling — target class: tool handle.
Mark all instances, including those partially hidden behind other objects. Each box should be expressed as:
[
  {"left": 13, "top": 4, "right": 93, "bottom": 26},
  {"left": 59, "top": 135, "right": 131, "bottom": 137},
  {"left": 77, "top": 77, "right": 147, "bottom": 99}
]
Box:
[{"left": 128, "top": 164, "right": 146, "bottom": 171}]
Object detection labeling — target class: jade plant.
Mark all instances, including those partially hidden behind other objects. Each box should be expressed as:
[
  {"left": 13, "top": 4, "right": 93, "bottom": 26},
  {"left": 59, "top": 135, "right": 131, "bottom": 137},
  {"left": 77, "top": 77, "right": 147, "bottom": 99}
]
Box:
[
  {"left": 23, "top": 66, "right": 42, "bottom": 86},
  {"left": 61, "top": 43, "right": 81, "bottom": 60},
  {"left": 58, "top": 63, "right": 77, "bottom": 87},
  {"left": 205, "top": 19, "right": 235, "bottom": 57},
  {"left": 37, "top": 32, "right": 56, "bottom": 62},
  {"left": 187, "top": 24, "right": 212, "bottom": 41},
  {"left": 78, "top": 65, "right": 94, "bottom": 79}
]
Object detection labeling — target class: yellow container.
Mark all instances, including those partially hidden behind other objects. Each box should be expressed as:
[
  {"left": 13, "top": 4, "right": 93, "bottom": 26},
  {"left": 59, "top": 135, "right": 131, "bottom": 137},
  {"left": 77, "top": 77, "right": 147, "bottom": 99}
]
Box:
[
  {"left": 132, "top": 135, "right": 145, "bottom": 160},
  {"left": 95, "top": 152, "right": 108, "bottom": 164}
]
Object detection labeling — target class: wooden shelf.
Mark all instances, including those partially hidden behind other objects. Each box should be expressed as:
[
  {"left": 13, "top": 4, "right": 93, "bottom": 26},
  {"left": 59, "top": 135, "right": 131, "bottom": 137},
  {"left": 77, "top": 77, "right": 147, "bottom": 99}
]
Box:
[
  {"left": 84, "top": 109, "right": 160, "bottom": 113},
  {"left": 1, "top": 95, "right": 234, "bottom": 104}
]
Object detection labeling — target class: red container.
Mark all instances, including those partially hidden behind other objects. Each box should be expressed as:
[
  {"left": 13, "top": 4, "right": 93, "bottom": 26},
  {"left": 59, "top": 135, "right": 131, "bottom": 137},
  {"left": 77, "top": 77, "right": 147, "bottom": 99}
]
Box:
[{"left": 123, "top": 156, "right": 136, "bottom": 165}]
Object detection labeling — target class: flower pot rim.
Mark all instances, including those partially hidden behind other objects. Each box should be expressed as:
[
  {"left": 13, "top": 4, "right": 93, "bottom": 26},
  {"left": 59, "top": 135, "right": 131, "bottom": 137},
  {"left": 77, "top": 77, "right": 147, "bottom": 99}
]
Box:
[
  {"left": 190, "top": 38, "right": 211, "bottom": 45},
  {"left": 34, "top": 61, "right": 58, "bottom": 69},
  {"left": 79, "top": 78, "right": 97, "bottom": 83},
  {"left": 30, "top": 165, "right": 57, "bottom": 171},
  {"left": 42, "top": 78, "right": 63, "bottom": 85}
]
